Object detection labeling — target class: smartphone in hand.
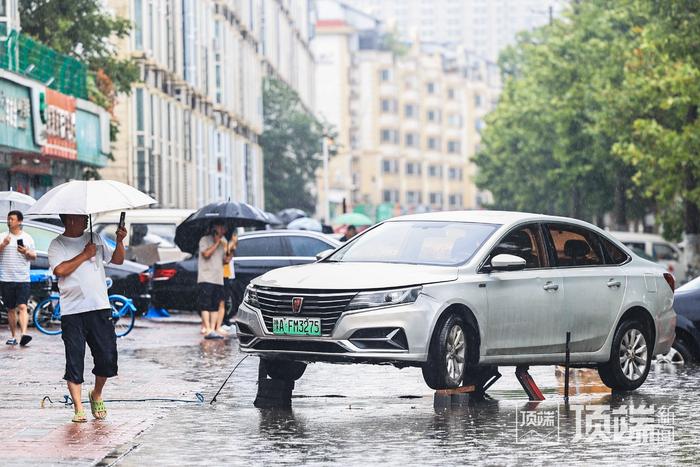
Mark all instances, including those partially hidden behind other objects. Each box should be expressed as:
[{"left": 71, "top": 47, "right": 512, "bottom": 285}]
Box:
[
  {"left": 17, "top": 238, "right": 24, "bottom": 248},
  {"left": 118, "top": 211, "right": 126, "bottom": 229}
]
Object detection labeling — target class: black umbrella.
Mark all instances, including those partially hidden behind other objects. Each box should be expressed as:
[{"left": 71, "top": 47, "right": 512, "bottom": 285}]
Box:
[
  {"left": 276, "top": 208, "right": 307, "bottom": 225},
  {"left": 175, "top": 201, "right": 268, "bottom": 254},
  {"left": 264, "top": 211, "right": 284, "bottom": 226}
]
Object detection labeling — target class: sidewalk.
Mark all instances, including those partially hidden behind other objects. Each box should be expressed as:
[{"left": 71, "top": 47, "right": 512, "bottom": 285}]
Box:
[{"left": 0, "top": 318, "right": 219, "bottom": 465}]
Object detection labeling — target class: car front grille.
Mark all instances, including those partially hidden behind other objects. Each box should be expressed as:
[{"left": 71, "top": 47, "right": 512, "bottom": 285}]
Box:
[{"left": 255, "top": 287, "right": 357, "bottom": 336}]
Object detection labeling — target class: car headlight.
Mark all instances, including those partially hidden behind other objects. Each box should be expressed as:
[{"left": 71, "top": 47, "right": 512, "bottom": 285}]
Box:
[
  {"left": 243, "top": 285, "right": 259, "bottom": 308},
  {"left": 345, "top": 286, "right": 422, "bottom": 311}
]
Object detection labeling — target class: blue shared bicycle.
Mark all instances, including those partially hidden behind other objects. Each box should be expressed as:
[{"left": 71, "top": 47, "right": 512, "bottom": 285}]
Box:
[{"left": 32, "top": 279, "right": 137, "bottom": 337}]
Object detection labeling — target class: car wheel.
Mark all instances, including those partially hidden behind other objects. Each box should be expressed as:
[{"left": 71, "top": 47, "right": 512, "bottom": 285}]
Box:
[
  {"left": 657, "top": 339, "right": 694, "bottom": 366},
  {"left": 422, "top": 314, "right": 469, "bottom": 390},
  {"left": 598, "top": 319, "right": 652, "bottom": 391},
  {"left": 262, "top": 359, "right": 307, "bottom": 381}
]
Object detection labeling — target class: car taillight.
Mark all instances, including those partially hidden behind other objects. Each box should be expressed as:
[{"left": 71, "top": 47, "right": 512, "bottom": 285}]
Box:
[
  {"left": 153, "top": 268, "right": 177, "bottom": 281},
  {"left": 663, "top": 273, "right": 675, "bottom": 292},
  {"left": 138, "top": 272, "right": 151, "bottom": 284}
]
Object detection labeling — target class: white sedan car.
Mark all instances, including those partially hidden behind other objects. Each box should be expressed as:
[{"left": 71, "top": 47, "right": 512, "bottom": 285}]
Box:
[{"left": 236, "top": 211, "right": 676, "bottom": 391}]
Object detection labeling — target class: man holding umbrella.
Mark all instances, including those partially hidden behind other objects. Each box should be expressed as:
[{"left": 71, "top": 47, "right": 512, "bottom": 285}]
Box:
[
  {"left": 198, "top": 221, "right": 233, "bottom": 339},
  {"left": 27, "top": 179, "right": 155, "bottom": 423}
]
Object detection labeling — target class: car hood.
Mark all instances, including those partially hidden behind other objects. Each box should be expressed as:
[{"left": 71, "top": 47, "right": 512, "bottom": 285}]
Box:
[{"left": 253, "top": 262, "right": 458, "bottom": 290}]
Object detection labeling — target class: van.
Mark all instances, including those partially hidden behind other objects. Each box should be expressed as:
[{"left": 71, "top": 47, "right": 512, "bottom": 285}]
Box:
[
  {"left": 93, "top": 209, "right": 194, "bottom": 263},
  {"left": 609, "top": 231, "right": 686, "bottom": 282}
]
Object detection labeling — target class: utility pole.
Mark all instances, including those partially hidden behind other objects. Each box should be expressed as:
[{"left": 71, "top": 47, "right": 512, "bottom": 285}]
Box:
[{"left": 322, "top": 135, "right": 330, "bottom": 223}]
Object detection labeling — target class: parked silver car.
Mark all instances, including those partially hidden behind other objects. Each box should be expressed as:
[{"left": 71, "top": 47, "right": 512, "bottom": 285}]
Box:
[{"left": 236, "top": 211, "right": 676, "bottom": 391}]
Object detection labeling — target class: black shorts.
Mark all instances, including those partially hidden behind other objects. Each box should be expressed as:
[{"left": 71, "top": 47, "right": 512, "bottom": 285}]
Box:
[
  {"left": 0, "top": 281, "right": 30, "bottom": 308},
  {"left": 198, "top": 282, "right": 225, "bottom": 312},
  {"left": 61, "top": 309, "right": 118, "bottom": 384}
]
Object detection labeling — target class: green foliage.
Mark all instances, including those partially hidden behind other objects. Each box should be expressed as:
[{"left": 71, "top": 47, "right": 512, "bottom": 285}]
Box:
[
  {"left": 476, "top": 0, "right": 699, "bottom": 242},
  {"left": 18, "top": 0, "right": 139, "bottom": 98},
  {"left": 260, "top": 77, "right": 329, "bottom": 214}
]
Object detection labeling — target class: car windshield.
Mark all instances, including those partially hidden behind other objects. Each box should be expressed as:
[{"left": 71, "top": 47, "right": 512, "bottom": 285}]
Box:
[
  {"left": 327, "top": 220, "right": 499, "bottom": 266},
  {"left": 677, "top": 276, "right": 700, "bottom": 292}
]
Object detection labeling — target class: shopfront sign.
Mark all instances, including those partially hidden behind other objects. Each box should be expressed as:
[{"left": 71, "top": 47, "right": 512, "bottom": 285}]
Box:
[
  {"left": 0, "top": 76, "right": 38, "bottom": 153},
  {"left": 41, "top": 89, "right": 77, "bottom": 160}
]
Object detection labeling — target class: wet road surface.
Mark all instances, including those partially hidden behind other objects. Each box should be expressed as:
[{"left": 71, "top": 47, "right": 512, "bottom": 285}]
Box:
[{"left": 116, "top": 335, "right": 700, "bottom": 466}]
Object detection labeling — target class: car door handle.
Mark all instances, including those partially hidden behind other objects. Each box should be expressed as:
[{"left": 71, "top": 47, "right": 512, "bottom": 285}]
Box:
[
  {"left": 607, "top": 279, "right": 622, "bottom": 288},
  {"left": 543, "top": 282, "right": 559, "bottom": 291}
]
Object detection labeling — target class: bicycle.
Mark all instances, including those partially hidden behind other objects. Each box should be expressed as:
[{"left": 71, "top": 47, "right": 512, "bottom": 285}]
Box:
[{"left": 32, "top": 279, "right": 137, "bottom": 338}]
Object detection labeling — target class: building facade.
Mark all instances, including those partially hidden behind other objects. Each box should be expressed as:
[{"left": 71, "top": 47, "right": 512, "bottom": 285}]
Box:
[
  {"left": 313, "top": 1, "right": 499, "bottom": 221},
  {"left": 104, "top": 0, "right": 316, "bottom": 209}
]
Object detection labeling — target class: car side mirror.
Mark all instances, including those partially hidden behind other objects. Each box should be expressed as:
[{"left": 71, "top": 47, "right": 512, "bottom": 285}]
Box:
[
  {"left": 489, "top": 253, "right": 527, "bottom": 271},
  {"left": 315, "top": 249, "right": 334, "bottom": 261}
]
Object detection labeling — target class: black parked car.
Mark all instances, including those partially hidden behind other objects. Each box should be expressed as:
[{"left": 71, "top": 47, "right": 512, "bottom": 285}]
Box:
[
  {"left": 0, "top": 220, "right": 150, "bottom": 313},
  {"left": 150, "top": 230, "right": 339, "bottom": 311},
  {"left": 658, "top": 276, "right": 700, "bottom": 365}
]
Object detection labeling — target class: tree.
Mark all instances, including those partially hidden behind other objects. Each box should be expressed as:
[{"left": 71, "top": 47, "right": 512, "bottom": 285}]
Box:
[
  {"left": 612, "top": 0, "right": 700, "bottom": 269},
  {"left": 18, "top": 0, "right": 139, "bottom": 100},
  {"left": 260, "top": 77, "right": 329, "bottom": 214}
]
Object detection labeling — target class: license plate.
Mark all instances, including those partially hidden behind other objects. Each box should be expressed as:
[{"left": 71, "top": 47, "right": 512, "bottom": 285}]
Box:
[{"left": 272, "top": 317, "right": 321, "bottom": 336}]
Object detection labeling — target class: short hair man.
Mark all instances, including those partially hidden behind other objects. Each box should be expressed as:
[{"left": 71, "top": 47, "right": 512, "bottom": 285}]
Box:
[
  {"left": 0, "top": 210, "right": 37, "bottom": 346},
  {"left": 48, "top": 214, "right": 127, "bottom": 423},
  {"left": 198, "top": 221, "right": 232, "bottom": 339}
]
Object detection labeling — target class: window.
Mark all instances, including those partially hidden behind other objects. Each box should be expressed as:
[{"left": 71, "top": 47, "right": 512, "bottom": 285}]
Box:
[
  {"left": 383, "top": 190, "right": 399, "bottom": 203},
  {"left": 427, "top": 137, "right": 440, "bottom": 150},
  {"left": 449, "top": 194, "right": 463, "bottom": 208},
  {"left": 235, "top": 236, "right": 286, "bottom": 257},
  {"left": 328, "top": 221, "right": 499, "bottom": 266},
  {"left": 448, "top": 114, "right": 463, "bottom": 128},
  {"left": 380, "top": 129, "right": 399, "bottom": 144},
  {"left": 447, "top": 140, "right": 461, "bottom": 154},
  {"left": 545, "top": 224, "right": 604, "bottom": 267},
  {"left": 599, "top": 236, "right": 630, "bottom": 265},
  {"left": 404, "top": 104, "right": 417, "bottom": 118},
  {"left": 427, "top": 109, "right": 441, "bottom": 123},
  {"left": 447, "top": 88, "right": 456, "bottom": 99},
  {"left": 288, "top": 236, "right": 333, "bottom": 257},
  {"left": 379, "top": 69, "right": 391, "bottom": 81},
  {"left": 475, "top": 118, "right": 485, "bottom": 133},
  {"left": 406, "top": 162, "right": 421, "bottom": 175},
  {"left": 429, "top": 192, "right": 443, "bottom": 205},
  {"left": 404, "top": 132, "right": 419, "bottom": 147},
  {"left": 448, "top": 167, "right": 463, "bottom": 180},
  {"left": 382, "top": 159, "right": 399, "bottom": 174},
  {"left": 381, "top": 98, "right": 397, "bottom": 113},
  {"left": 426, "top": 82, "right": 436, "bottom": 94},
  {"left": 406, "top": 191, "right": 422, "bottom": 204},
  {"left": 475, "top": 94, "right": 482, "bottom": 107},
  {"left": 490, "top": 224, "right": 547, "bottom": 269},
  {"left": 428, "top": 165, "right": 442, "bottom": 177},
  {"left": 130, "top": 223, "right": 177, "bottom": 248},
  {"left": 653, "top": 243, "right": 679, "bottom": 261},
  {"left": 19, "top": 224, "right": 60, "bottom": 252}
]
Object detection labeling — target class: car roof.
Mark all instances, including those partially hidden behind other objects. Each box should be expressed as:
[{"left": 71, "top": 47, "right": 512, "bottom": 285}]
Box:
[
  {"left": 609, "top": 231, "right": 672, "bottom": 243},
  {"left": 94, "top": 209, "right": 195, "bottom": 222},
  {"left": 239, "top": 229, "right": 340, "bottom": 245},
  {"left": 388, "top": 210, "right": 584, "bottom": 226}
]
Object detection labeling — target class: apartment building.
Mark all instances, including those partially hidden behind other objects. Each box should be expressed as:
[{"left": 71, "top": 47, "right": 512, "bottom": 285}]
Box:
[
  {"left": 314, "top": 1, "right": 496, "bottom": 219},
  {"left": 103, "top": 0, "right": 315, "bottom": 209}
]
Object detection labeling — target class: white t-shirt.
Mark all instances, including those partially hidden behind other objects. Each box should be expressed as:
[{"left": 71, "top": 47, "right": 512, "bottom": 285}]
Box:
[
  {"left": 0, "top": 231, "right": 35, "bottom": 282},
  {"left": 48, "top": 232, "right": 114, "bottom": 316}
]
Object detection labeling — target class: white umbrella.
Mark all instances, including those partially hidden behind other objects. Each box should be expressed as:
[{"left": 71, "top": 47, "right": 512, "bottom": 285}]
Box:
[
  {"left": 0, "top": 189, "right": 36, "bottom": 214},
  {"left": 287, "top": 217, "right": 323, "bottom": 232},
  {"left": 26, "top": 180, "right": 156, "bottom": 241},
  {"left": 26, "top": 180, "right": 156, "bottom": 216}
]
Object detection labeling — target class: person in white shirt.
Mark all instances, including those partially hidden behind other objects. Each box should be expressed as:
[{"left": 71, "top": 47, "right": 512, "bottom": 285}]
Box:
[
  {"left": 48, "top": 214, "right": 127, "bottom": 423},
  {"left": 0, "top": 210, "right": 37, "bottom": 347}
]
